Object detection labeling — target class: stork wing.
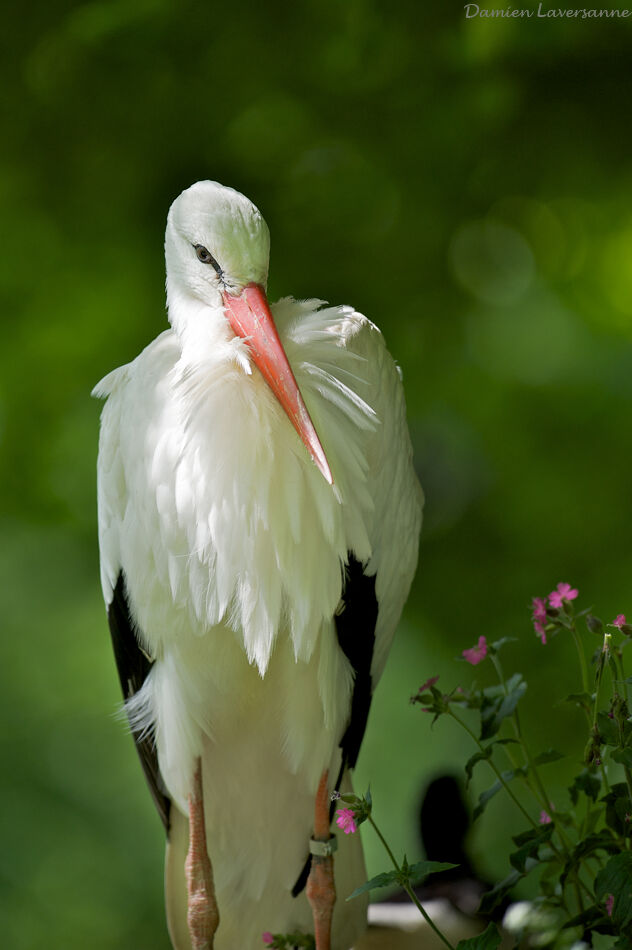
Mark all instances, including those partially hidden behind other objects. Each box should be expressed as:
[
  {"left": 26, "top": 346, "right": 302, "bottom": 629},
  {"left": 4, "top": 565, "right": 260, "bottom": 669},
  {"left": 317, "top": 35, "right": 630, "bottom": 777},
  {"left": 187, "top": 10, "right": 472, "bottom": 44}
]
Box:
[
  {"left": 94, "top": 358, "right": 172, "bottom": 831},
  {"left": 330, "top": 310, "right": 422, "bottom": 774},
  {"left": 292, "top": 308, "right": 423, "bottom": 898},
  {"left": 108, "top": 572, "right": 171, "bottom": 830},
  {"left": 283, "top": 302, "right": 422, "bottom": 778},
  {"left": 330, "top": 308, "right": 423, "bottom": 725},
  {"left": 281, "top": 301, "right": 423, "bottom": 698},
  {"left": 335, "top": 554, "right": 378, "bottom": 770}
]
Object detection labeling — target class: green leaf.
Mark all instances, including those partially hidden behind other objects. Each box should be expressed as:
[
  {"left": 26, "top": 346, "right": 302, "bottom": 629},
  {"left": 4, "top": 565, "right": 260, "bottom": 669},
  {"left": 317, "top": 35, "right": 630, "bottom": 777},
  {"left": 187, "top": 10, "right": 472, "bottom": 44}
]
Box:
[
  {"left": 464, "top": 739, "right": 519, "bottom": 787},
  {"left": 407, "top": 859, "right": 459, "bottom": 883},
  {"left": 456, "top": 923, "right": 501, "bottom": 950},
  {"left": 478, "top": 870, "right": 522, "bottom": 915},
  {"left": 611, "top": 748, "right": 632, "bottom": 768},
  {"left": 591, "top": 936, "right": 619, "bottom": 950},
  {"left": 602, "top": 782, "right": 632, "bottom": 835},
  {"left": 563, "top": 904, "right": 608, "bottom": 930},
  {"left": 510, "top": 824, "right": 554, "bottom": 873},
  {"left": 597, "top": 711, "right": 620, "bottom": 747},
  {"left": 584, "top": 806, "right": 602, "bottom": 835},
  {"left": 533, "top": 749, "right": 565, "bottom": 765},
  {"left": 473, "top": 779, "right": 502, "bottom": 820},
  {"left": 480, "top": 675, "right": 527, "bottom": 740},
  {"left": 346, "top": 869, "right": 399, "bottom": 901},
  {"left": 569, "top": 768, "right": 601, "bottom": 804},
  {"left": 488, "top": 637, "right": 518, "bottom": 655},
  {"left": 465, "top": 747, "right": 492, "bottom": 787},
  {"left": 539, "top": 857, "right": 565, "bottom": 897},
  {"left": 595, "top": 853, "right": 632, "bottom": 929},
  {"left": 560, "top": 830, "right": 618, "bottom": 886},
  {"left": 473, "top": 769, "right": 526, "bottom": 820},
  {"left": 561, "top": 692, "right": 593, "bottom": 711}
]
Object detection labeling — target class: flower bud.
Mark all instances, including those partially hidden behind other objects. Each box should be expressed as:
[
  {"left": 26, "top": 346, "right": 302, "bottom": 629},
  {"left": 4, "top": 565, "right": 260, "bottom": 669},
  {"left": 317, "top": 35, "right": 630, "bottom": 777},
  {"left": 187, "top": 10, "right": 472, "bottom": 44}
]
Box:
[{"left": 586, "top": 614, "right": 603, "bottom": 635}]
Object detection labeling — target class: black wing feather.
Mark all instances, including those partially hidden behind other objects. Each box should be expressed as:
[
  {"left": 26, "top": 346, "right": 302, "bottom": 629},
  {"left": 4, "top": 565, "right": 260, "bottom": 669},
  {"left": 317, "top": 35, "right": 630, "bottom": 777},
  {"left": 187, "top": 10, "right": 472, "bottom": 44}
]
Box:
[
  {"left": 108, "top": 571, "right": 171, "bottom": 831},
  {"left": 292, "top": 552, "right": 378, "bottom": 897},
  {"left": 334, "top": 554, "right": 378, "bottom": 771}
]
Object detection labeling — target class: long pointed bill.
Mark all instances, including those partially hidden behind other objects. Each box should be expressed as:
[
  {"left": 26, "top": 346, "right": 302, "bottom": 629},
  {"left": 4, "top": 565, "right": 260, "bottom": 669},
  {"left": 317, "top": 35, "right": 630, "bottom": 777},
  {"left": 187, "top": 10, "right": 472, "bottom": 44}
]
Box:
[{"left": 223, "top": 282, "right": 333, "bottom": 485}]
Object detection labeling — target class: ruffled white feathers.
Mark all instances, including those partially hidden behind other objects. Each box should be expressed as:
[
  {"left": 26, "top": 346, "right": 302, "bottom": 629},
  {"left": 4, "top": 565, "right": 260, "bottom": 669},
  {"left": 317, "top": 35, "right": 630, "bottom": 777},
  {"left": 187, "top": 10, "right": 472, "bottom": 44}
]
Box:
[{"left": 96, "top": 300, "right": 384, "bottom": 675}]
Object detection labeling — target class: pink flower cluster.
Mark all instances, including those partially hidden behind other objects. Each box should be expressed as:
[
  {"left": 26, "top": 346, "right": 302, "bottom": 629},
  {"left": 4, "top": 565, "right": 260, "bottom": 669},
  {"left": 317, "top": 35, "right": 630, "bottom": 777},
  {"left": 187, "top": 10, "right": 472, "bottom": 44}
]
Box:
[
  {"left": 532, "top": 583, "right": 579, "bottom": 644},
  {"left": 462, "top": 635, "right": 487, "bottom": 665},
  {"left": 548, "top": 582, "right": 578, "bottom": 609},
  {"left": 419, "top": 675, "right": 440, "bottom": 692},
  {"left": 335, "top": 808, "right": 357, "bottom": 835},
  {"left": 532, "top": 597, "right": 547, "bottom": 644}
]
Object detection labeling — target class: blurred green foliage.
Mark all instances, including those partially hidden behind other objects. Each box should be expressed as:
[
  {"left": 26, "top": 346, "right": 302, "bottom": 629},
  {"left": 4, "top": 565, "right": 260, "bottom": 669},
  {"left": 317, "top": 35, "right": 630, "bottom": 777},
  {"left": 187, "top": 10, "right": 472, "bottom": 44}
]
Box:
[{"left": 2, "top": 1, "right": 632, "bottom": 946}]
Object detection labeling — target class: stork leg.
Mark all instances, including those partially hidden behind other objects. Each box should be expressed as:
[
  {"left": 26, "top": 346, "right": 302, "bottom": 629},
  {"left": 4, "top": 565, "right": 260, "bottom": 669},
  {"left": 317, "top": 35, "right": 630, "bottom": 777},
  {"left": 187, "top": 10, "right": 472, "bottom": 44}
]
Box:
[
  {"left": 185, "top": 757, "right": 219, "bottom": 950},
  {"left": 306, "top": 770, "right": 336, "bottom": 950}
]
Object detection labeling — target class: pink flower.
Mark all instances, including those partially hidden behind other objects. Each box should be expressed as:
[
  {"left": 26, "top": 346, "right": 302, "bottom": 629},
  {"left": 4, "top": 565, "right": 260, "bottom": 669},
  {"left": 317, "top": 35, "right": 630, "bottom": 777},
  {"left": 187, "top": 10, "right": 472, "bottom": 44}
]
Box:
[
  {"left": 262, "top": 934, "right": 274, "bottom": 946},
  {"left": 548, "top": 583, "right": 578, "bottom": 609},
  {"left": 462, "top": 636, "right": 487, "bottom": 665},
  {"left": 613, "top": 615, "right": 626, "bottom": 628},
  {"left": 539, "top": 810, "right": 552, "bottom": 825},
  {"left": 531, "top": 597, "right": 548, "bottom": 644},
  {"left": 335, "top": 808, "right": 357, "bottom": 835},
  {"left": 419, "top": 676, "right": 440, "bottom": 693},
  {"left": 605, "top": 894, "right": 614, "bottom": 918},
  {"left": 532, "top": 597, "right": 547, "bottom": 624}
]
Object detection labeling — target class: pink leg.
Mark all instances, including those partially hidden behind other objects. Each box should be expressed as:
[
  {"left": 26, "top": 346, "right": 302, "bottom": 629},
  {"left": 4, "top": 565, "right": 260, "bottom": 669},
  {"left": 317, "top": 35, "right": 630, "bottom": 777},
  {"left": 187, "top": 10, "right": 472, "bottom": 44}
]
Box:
[
  {"left": 306, "top": 770, "right": 336, "bottom": 950},
  {"left": 186, "top": 758, "right": 219, "bottom": 950}
]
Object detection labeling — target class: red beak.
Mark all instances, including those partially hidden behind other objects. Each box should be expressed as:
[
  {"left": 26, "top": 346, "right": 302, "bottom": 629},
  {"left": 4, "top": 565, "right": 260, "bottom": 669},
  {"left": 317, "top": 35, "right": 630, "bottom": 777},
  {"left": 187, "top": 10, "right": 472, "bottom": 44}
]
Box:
[{"left": 223, "top": 282, "right": 333, "bottom": 485}]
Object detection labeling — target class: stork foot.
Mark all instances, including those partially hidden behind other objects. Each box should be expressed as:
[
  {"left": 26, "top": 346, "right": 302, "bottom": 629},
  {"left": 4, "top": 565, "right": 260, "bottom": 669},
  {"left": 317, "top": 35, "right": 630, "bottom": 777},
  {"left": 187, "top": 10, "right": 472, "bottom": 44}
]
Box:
[
  {"left": 186, "top": 758, "right": 219, "bottom": 950},
  {"left": 306, "top": 770, "right": 336, "bottom": 950}
]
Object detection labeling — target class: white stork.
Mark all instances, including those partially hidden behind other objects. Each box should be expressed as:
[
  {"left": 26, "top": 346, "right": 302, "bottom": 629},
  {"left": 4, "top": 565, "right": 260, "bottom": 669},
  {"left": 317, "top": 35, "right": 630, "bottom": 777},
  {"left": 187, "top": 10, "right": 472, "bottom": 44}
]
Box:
[{"left": 94, "top": 181, "right": 423, "bottom": 950}]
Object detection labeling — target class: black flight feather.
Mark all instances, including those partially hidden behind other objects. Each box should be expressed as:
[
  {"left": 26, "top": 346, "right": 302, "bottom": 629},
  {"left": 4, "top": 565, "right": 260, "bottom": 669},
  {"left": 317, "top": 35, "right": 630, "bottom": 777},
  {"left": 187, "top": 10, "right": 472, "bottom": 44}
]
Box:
[
  {"left": 334, "top": 554, "right": 378, "bottom": 770},
  {"left": 292, "top": 552, "right": 378, "bottom": 897},
  {"left": 108, "top": 571, "right": 171, "bottom": 831}
]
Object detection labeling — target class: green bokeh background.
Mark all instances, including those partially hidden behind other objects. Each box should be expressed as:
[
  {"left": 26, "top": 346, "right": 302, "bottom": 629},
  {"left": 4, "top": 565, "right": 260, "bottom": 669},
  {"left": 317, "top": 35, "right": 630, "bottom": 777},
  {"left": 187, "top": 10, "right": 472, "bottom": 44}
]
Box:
[{"left": 2, "top": 2, "right": 632, "bottom": 947}]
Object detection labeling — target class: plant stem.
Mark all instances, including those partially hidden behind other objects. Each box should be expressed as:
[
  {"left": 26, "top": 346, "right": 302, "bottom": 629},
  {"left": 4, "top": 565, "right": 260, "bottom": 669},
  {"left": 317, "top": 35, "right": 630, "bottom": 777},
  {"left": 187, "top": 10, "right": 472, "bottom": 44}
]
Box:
[
  {"left": 367, "top": 816, "right": 456, "bottom": 950},
  {"left": 448, "top": 708, "right": 540, "bottom": 830},
  {"left": 449, "top": 708, "right": 596, "bottom": 907},
  {"left": 571, "top": 623, "right": 591, "bottom": 700},
  {"left": 592, "top": 651, "right": 606, "bottom": 733}
]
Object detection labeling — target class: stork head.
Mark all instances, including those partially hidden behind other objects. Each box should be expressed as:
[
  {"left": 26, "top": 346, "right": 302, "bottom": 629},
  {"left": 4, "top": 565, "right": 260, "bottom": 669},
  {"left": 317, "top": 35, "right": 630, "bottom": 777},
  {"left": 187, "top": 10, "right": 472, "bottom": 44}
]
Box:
[
  {"left": 164, "top": 180, "right": 333, "bottom": 485},
  {"left": 165, "top": 180, "right": 270, "bottom": 306}
]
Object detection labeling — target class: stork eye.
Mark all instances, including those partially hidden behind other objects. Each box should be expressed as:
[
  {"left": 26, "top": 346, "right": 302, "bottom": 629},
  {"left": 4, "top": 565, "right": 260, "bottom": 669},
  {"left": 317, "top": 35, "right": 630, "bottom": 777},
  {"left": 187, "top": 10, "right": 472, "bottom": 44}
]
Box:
[{"left": 193, "top": 244, "right": 223, "bottom": 278}]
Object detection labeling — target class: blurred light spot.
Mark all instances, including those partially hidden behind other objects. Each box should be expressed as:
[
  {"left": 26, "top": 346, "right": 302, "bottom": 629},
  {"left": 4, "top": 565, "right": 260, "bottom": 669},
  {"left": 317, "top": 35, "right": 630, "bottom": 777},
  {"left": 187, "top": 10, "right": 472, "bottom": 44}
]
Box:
[
  {"left": 460, "top": 15, "right": 518, "bottom": 63},
  {"left": 465, "top": 288, "right": 583, "bottom": 385},
  {"left": 548, "top": 198, "right": 590, "bottom": 279},
  {"left": 601, "top": 225, "right": 632, "bottom": 324},
  {"left": 491, "top": 196, "right": 566, "bottom": 279},
  {"left": 317, "top": 5, "right": 412, "bottom": 92},
  {"left": 449, "top": 219, "right": 535, "bottom": 305}
]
